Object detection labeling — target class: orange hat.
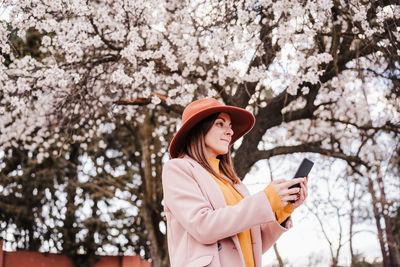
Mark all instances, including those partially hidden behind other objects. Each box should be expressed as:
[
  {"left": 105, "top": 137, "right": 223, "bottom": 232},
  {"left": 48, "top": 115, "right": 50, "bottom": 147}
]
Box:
[{"left": 169, "top": 98, "right": 255, "bottom": 158}]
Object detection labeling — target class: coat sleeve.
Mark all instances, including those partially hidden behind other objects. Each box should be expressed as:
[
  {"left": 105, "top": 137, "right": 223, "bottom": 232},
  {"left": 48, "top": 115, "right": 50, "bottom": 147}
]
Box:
[
  {"left": 260, "top": 217, "right": 291, "bottom": 253},
  {"left": 162, "top": 158, "right": 277, "bottom": 244}
]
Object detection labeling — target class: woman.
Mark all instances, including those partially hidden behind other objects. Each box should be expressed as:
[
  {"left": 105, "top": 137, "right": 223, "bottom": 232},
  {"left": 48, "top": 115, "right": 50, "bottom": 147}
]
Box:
[{"left": 162, "top": 98, "right": 308, "bottom": 267}]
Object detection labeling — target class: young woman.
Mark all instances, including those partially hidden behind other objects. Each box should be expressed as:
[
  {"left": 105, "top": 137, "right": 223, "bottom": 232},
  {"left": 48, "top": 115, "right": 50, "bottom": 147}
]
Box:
[{"left": 162, "top": 98, "right": 308, "bottom": 267}]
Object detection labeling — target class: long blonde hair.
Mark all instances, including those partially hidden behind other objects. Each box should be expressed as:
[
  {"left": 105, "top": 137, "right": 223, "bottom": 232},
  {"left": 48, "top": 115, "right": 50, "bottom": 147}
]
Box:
[{"left": 178, "top": 113, "right": 240, "bottom": 184}]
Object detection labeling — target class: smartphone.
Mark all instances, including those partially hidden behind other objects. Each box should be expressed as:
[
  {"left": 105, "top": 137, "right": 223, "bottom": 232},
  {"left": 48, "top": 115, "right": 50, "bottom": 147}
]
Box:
[{"left": 288, "top": 158, "right": 314, "bottom": 203}]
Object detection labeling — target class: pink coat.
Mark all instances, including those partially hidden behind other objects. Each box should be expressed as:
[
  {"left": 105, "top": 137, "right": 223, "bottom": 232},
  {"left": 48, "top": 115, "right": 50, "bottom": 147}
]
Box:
[{"left": 162, "top": 156, "right": 290, "bottom": 267}]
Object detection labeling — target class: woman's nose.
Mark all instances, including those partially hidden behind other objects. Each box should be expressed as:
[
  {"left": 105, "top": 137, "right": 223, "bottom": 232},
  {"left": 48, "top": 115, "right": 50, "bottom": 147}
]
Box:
[{"left": 225, "top": 127, "right": 233, "bottom": 136}]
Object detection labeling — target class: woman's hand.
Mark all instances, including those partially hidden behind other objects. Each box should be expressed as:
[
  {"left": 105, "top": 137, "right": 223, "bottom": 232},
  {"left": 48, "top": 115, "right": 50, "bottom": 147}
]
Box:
[
  {"left": 291, "top": 178, "right": 308, "bottom": 208},
  {"left": 270, "top": 178, "right": 307, "bottom": 207}
]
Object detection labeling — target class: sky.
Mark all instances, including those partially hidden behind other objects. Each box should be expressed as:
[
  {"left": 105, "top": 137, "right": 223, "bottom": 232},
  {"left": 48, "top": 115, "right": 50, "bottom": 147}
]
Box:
[{"left": 243, "top": 155, "right": 382, "bottom": 267}]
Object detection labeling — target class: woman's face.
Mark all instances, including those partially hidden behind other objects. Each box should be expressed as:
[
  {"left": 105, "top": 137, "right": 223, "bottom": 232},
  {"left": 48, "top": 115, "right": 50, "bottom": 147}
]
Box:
[{"left": 204, "top": 112, "right": 234, "bottom": 158}]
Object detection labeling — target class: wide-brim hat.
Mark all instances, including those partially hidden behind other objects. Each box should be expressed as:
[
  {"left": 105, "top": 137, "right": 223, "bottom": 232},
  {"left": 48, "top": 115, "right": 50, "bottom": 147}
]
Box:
[{"left": 169, "top": 98, "right": 255, "bottom": 158}]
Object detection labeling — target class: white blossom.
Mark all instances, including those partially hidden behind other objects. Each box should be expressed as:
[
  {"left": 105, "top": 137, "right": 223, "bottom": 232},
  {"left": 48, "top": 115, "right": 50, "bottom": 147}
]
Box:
[{"left": 0, "top": 0, "right": 397, "bottom": 190}]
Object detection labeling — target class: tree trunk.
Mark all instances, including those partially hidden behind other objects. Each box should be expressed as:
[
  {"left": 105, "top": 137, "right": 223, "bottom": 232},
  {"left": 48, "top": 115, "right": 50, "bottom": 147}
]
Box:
[
  {"left": 346, "top": 175, "right": 357, "bottom": 267},
  {"left": 330, "top": 258, "right": 338, "bottom": 267},
  {"left": 273, "top": 243, "right": 284, "bottom": 267},
  {"left": 367, "top": 177, "right": 390, "bottom": 267},
  {"left": 267, "top": 160, "right": 284, "bottom": 267},
  {"left": 349, "top": 191, "right": 355, "bottom": 267},
  {"left": 139, "top": 111, "right": 169, "bottom": 267},
  {"left": 377, "top": 175, "right": 399, "bottom": 267},
  {"left": 62, "top": 144, "right": 81, "bottom": 267}
]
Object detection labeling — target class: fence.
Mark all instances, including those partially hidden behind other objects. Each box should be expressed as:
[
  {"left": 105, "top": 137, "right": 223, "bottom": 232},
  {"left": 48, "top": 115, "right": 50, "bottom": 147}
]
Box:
[{"left": 0, "top": 241, "right": 150, "bottom": 267}]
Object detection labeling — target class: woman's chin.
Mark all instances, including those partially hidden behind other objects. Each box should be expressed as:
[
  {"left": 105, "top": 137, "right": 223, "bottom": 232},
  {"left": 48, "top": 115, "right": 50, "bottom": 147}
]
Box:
[{"left": 217, "top": 149, "right": 229, "bottom": 156}]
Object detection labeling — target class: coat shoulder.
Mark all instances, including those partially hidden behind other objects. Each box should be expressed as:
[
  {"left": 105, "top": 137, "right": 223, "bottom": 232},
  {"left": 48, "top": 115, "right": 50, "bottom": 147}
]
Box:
[
  {"left": 164, "top": 157, "right": 197, "bottom": 169},
  {"left": 162, "top": 157, "right": 197, "bottom": 180}
]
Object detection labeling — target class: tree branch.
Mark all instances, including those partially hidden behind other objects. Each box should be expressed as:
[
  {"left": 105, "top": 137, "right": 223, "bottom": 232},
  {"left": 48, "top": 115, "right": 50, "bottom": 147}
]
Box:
[
  {"left": 258, "top": 144, "right": 368, "bottom": 166},
  {"left": 113, "top": 92, "right": 184, "bottom": 115},
  {"left": 235, "top": 142, "right": 369, "bottom": 178},
  {"left": 87, "top": 15, "right": 123, "bottom": 51},
  {"left": 322, "top": 118, "right": 400, "bottom": 134}
]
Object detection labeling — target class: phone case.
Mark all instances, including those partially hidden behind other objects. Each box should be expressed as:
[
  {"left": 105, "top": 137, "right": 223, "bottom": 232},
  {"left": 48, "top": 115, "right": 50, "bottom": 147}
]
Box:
[{"left": 288, "top": 158, "right": 314, "bottom": 203}]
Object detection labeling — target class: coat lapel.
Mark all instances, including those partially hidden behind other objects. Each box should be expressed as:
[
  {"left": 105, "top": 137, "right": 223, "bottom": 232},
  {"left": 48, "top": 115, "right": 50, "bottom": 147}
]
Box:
[
  {"left": 251, "top": 225, "right": 262, "bottom": 267},
  {"left": 233, "top": 182, "right": 249, "bottom": 197},
  {"left": 183, "top": 156, "right": 226, "bottom": 210},
  {"left": 183, "top": 156, "right": 256, "bottom": 267},
  {"left": 235, "top": 181, "right": 263, "bottom": 267}
]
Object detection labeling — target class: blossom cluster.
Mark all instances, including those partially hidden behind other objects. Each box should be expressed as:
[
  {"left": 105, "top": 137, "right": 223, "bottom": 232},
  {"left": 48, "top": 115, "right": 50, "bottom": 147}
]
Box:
[{"left": 0, "top": 0, "right": 398, "bottom": 167}]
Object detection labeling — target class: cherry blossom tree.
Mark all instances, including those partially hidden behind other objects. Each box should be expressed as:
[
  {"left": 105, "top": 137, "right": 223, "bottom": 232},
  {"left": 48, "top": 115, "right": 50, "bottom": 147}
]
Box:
[{"left": 1, "top": 0, "right": 399, "bottom": 266}]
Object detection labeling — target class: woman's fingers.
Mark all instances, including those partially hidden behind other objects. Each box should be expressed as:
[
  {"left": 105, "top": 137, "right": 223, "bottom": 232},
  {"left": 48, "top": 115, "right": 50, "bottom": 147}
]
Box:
[
  {"left": 276, "top": 187, "right": 297, "bottom": 199},
  {"left": 270, "top": 177, "right": 308, "bottom": 205},
  {"left": 283, "top": 178, "right": 309, "bottom": 208},
  {"left": 286, "top": 219, "right": 293, "bottom": 228},
  {"left": 281, "top": 193, "right": 298, "bottom": 202},
  {"left": 288, "top": 187, "right": 300, "bottom": 195},
  {"left": 300, "top": 181, "right": 307, "bottom": 196},
  {"left": 270, "top": 179, "right": 287, "bottom": 193},
  {"left": 302, "top": 182, "right": 308, "bottom": 199},
  {"left": 295, "top": 182, "right": 308, "bottom": 205},
  {"left": 271, "top": 179, "right": 286, "bottom": 185},
  {"left": 287, "top": 178, "right": 305, "bottom": 188}
]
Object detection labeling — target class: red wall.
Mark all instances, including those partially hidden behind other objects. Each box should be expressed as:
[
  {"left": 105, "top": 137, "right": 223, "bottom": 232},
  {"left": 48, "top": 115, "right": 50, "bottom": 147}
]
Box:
[{"left": 0, "top": 241, "right": 150, "bottom": 267}]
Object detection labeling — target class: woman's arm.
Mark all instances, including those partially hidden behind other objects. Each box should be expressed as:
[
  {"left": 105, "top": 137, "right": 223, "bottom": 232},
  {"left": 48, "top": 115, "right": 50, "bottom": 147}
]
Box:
[
  {"left": 261, "top": 178, "right": 308, "bottom": 253},
  {"left": 162, "top": 159, "right": 276, "bottom": 244},
  {"left": 260, "top": 219, "right": 291, "bottom": 253}
]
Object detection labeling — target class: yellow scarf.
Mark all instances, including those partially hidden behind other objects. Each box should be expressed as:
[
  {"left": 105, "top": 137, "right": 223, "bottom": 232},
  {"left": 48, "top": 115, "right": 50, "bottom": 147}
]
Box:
[
  {"left": 207, "top": 157, "right": 296, "bottom": 267},
  {"left": 208, "top": 157, "right": 255, "bottom": 267}
]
